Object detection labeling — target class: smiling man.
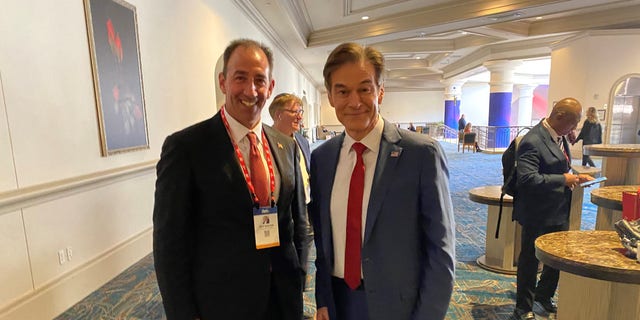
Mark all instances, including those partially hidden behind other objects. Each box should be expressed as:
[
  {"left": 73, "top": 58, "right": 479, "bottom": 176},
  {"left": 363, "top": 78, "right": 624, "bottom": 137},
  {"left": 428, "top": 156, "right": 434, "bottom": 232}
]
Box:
[
  {"left": 309, "top": 42, "right": 456, "bottom": 320},
  {"left": 153, "top": 39, "right": 311, "bottom": 320}
]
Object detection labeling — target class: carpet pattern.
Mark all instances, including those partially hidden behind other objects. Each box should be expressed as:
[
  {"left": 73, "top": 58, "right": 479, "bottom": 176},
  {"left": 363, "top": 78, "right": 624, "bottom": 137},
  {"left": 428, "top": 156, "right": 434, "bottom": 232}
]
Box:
[{"left": 55, "top": 140, "right": 598, "bottom": 320}]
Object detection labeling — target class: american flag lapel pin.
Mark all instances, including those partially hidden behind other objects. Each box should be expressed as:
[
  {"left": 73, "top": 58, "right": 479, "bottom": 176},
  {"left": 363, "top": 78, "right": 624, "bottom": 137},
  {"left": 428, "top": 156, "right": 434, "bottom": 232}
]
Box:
[
  {"left": 277, "top": 142, "right": 284, "bottom": 149},
  {"left": 390, "top": 151, "right": 400, "bottom": 157}
]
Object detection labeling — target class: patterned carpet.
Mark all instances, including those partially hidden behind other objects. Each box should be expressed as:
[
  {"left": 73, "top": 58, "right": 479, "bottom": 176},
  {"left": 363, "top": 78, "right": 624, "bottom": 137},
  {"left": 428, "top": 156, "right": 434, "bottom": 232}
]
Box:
[{"left": 55, "top": 140, "right": 598, "bottom": 320}]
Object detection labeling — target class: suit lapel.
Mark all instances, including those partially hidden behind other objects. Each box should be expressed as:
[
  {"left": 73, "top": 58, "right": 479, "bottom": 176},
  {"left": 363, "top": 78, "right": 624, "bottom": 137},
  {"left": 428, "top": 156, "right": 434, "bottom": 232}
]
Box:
[
  {"left": 540, "top": 126, "right": 567, "bottom": 164},
  {"left": 320, "top": 134, "right": 344, "bottom": 266},
  {"left": 364, "top": 120, "right": 402, "bottom": 245},
  {"left": 263, "top": 125, "right": 290, "bottom": 207}
]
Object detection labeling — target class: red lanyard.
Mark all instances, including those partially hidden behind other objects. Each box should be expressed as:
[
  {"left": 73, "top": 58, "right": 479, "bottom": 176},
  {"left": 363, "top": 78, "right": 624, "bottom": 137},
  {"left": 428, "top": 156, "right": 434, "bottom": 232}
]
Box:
[{"left": 221, "top": 107, "right": 276, "bottom": 207}]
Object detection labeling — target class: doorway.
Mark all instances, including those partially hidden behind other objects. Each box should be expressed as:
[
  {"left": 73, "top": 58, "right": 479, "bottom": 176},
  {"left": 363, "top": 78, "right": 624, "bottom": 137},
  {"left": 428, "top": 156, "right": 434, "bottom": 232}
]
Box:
[{"left": 607, "top": 75, "right": 640, "bottom": 144}]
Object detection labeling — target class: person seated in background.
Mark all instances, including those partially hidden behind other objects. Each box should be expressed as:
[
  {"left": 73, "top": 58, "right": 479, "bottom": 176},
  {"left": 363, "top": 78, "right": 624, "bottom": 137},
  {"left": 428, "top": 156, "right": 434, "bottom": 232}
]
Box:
[
  {"left": 408, "top": 122, "right": 416, "bottom": 132},
  {"left": 458, "top": 114, "right": 467, "bottom": 132},
  {"left": 463, "top": 122, "right": 482, "bottom": 152}
]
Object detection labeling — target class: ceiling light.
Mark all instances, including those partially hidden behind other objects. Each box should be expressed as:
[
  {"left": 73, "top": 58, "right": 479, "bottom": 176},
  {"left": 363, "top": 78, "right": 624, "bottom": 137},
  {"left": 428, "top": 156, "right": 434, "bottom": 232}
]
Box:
[
  {"left": 535, "top": 16, "right": 543, "bottom": 20},
  {"left": 460, "top": 31, "right": 468, "bottom": 35},
  {"left": 361, "top": 16, "right": 369, "bottom": 20}
]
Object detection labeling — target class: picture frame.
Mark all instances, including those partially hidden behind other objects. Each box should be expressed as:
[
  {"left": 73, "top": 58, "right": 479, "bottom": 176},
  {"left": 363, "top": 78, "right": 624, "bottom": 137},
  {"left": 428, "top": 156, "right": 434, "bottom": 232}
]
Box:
[
  {"left": 84, "top": 0, "right": 149, "bottom": 156},
  {"left": 597, "top": 109, "right": 606, "bottom": 122}
]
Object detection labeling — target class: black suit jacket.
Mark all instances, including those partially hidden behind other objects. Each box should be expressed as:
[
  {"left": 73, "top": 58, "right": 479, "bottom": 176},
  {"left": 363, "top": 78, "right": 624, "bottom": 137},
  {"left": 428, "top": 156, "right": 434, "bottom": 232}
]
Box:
[
  {"left": 513, "top": 121, "right": 573, "bottom": 226},
  {"left": 153, "top": 112, "right": 311, "bottom": 320}
]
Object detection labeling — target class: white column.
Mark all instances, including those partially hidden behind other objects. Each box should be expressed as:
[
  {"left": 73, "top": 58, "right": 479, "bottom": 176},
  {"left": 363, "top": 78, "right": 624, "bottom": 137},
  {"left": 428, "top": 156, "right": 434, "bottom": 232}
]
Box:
[{"left": 517, "top": 84, "right": 536, "bottom": 126}]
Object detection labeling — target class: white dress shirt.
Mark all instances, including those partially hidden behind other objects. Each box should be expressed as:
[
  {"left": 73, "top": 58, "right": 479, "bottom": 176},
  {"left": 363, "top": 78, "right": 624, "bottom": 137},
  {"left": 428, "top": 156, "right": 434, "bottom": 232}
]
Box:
[
  {"left": 330, "top": 115, "right": 384, "bottom": 278},
  {"left": 223, "top": 107, "right": 280, "bottom": 201}
]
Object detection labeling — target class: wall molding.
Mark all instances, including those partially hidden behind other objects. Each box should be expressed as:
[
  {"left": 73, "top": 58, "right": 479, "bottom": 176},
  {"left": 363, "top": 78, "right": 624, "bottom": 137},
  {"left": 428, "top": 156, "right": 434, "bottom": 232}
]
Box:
[
  {"left": 0, "top": 160, "right": 157, "bottom": 216},
  {"left": 0, "top": 227, "right": 152, "bottom": 320}
]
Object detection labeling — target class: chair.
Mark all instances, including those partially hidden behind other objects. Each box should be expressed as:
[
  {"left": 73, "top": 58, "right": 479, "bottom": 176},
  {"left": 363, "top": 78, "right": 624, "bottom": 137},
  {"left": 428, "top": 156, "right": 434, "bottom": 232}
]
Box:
[
  {"left": 457, "top": 131, "right": 464, "bottom": 152},
  {"left": 462, "top": 132, "right": 477, "bottom": 153}
]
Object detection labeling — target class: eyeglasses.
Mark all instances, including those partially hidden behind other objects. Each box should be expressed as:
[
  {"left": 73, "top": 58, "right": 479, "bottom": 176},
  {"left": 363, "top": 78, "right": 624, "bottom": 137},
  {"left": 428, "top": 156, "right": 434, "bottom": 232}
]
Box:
[{"left": 283, "top": 109, "right": 304, "bottom": 116}]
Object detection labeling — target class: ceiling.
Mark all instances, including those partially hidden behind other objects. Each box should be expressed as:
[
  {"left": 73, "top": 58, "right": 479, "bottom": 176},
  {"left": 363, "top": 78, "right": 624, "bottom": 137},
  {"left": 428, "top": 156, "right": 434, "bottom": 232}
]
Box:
[{"left": 234, "top": 0, "right": 640, "bottom": 92}]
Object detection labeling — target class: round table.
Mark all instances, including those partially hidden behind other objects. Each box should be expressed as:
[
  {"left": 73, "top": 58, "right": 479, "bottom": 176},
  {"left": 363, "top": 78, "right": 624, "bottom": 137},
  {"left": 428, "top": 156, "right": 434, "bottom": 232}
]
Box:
[
  {"left": 536, "top": 230, "right": 640, "bottom": 320},
  {"left": 590, "top": 185, "right": 640, "bottom": 230},
  {"left": 583, "top": 144, "right": 640, "bottom": 185},
  {"left": 469, "top": 186, "right": 518, "bottom": 274}
]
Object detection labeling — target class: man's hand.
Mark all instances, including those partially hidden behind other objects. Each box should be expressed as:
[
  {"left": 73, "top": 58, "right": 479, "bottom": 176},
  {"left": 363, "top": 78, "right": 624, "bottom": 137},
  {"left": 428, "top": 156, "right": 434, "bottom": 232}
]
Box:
[
  {"left": 577, "top": 174, "right": 594, "bottom": 184},
  {"left": 564, "top": 173, "right": 580, "bottom": 189},
  {"left": 316, "top": 307, "right": 330, "bottom": 320}
]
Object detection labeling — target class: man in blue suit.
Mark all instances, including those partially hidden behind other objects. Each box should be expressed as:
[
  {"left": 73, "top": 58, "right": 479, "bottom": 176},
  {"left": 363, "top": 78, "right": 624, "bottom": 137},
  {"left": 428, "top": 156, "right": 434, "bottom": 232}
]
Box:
[
  {"left": 309, "top": 42, "right": 456, "bottom": 320},
  {"left": 512, "top": 97, "right": 592, "bottom": 319}
]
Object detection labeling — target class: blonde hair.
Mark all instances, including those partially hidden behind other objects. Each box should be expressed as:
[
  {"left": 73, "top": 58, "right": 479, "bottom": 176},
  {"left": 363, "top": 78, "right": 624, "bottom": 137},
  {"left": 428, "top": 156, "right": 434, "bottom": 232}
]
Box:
[{"left": 586, "top": 107, "right": 599, "bottom": 123}]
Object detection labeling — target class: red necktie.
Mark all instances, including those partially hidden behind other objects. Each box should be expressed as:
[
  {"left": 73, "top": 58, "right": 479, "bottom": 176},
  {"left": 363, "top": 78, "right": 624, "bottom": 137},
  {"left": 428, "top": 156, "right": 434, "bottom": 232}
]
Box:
[
  {"left": 247, "top": 132, "right": 270, "bottom": 206},
  {"left": 345, "top": 142, "right": 366, "bottom": 290}
]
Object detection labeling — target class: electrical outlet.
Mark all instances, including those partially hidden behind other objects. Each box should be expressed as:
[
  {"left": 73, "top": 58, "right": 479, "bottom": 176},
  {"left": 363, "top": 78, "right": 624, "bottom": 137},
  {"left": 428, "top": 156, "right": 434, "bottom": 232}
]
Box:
[
  {"left": 66, "top": 246, "right": 73, "bottom": 261},
  {"left": 58, "top": 249, "right": 66, "bottom": 265}
]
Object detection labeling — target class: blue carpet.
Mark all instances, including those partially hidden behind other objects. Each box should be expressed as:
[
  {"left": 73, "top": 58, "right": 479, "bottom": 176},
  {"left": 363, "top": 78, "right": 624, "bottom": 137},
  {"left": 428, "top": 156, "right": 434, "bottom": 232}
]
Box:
[{"left": 55, "top": 140, "right": 597, "bottom": 320}]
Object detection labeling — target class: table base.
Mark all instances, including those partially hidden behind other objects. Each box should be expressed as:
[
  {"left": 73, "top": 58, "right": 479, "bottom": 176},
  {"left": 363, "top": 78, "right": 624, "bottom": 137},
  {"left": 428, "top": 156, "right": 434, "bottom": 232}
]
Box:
[{"left": 557, "top": 272, "right": 640, "bottom": 320}]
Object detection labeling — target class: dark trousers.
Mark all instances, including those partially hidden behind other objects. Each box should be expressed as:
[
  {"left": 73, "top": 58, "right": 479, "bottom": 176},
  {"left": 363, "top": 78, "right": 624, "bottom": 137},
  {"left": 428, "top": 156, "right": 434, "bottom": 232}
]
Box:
[
  {"left": 515, "top": 221, "right": 569, "bottom": 312},
  {"left": 266, "top": 271, "right": 304, "bottom": 320},
  {"left": 582, "top": 155, "right": 595, "bottom": 167},
  {"left": 332, "top": 277, "right": 369, "bottom": 320}
]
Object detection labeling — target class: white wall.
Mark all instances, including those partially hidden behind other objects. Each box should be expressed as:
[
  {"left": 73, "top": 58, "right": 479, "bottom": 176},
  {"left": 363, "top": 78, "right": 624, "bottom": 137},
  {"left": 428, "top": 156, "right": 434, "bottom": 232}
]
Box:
[
  {"left": 549, "top": 30, "right": 640, "bottom": 156},
  {"left": 0, "top": 0, "right": 320, "bottom": 318},
  {"left": 460, "top": 82, "right": 490, "bottom": 126},
  {"left": 380, "top": 90, "right": 444, "bottom": 124}
]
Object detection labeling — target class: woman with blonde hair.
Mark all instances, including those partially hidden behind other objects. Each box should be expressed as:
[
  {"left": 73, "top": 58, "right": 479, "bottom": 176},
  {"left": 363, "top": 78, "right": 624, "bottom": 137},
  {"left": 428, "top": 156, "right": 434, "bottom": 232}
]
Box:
[{"left": 573, "top": 106, "right": 602, "bottom": 167}]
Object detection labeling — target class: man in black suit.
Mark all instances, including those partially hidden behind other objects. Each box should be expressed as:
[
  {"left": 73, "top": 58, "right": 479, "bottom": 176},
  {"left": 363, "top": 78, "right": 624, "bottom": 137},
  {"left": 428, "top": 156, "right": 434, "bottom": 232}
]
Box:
[
  {"left": 512, "top": 97, "right": 593, "bottom": 320},
  {"left": 268, "top": 92, "right": 316, "bottom": 318},
  {"left": 153, "top": 39, "right": 311, "bottom": 320}
]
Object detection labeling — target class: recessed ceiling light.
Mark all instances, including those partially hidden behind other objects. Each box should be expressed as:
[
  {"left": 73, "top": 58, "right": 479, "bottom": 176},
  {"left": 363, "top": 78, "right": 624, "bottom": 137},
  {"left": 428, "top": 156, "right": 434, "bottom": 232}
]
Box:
[
  {"left": 460, "top": 31, "right": 468, "bottom": 35},
  {"left": 535, "top": 16, "right": 543, "bottom": 20},
  {"left": 361, "top": 16, "right": 370, "bottom": 20},
  {"left": 415, "top": 56, "right": 421, "bottom": 59}
]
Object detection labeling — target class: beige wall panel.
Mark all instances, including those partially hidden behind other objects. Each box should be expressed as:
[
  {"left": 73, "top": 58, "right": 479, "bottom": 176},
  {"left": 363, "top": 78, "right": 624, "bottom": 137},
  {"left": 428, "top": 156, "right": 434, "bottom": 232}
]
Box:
[
  {"left": 0, "top": 74, "right": 17, "bottom": 192},
  {"left": 381, "top": 90, "right": 445, "bottom": 124},
  {"left": 22, "top": 173, "right": 154, "bottom": 288},
  {"left": 0, "top": 211, "right": 32, "bottom": 307}
]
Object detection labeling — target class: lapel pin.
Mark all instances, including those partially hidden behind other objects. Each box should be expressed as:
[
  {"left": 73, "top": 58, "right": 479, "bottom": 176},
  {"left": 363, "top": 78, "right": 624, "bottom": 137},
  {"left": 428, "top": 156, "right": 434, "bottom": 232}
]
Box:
[
  {"left": 390, "top": 151, "right": 400, "bottom": 157},
  {"left": 277, "top": 142, "right": 284, "bottom": 149}
]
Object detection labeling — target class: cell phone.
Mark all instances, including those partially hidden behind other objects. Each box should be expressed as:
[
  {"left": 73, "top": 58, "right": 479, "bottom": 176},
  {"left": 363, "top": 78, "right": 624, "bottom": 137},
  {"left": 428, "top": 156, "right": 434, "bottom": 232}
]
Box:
[{"left": 579, "top": 176, "right": 607, "bottom": 188}]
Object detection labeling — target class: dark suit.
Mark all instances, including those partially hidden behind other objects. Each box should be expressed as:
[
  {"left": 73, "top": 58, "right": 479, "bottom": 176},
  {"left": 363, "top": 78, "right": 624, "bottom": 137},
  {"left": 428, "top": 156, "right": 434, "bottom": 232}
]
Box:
[
  {"left": 513, "top": 121, "right": 572, "bottom": 311},
  {"left": 309, "top": 119, "right": 456, "bottom": 320},
  {"left": 153, "top": 112, "right": 311, "bottom": 320}
]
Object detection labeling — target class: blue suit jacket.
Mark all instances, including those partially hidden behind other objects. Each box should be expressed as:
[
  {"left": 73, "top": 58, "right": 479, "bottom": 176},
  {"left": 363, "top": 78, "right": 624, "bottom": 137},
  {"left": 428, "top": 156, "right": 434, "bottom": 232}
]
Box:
[
  {"left": 513, "top": 121, "right": 573, "bottom": 226},
  {"left": 309, "top": 119, "right": 456, "bottom": 320}
]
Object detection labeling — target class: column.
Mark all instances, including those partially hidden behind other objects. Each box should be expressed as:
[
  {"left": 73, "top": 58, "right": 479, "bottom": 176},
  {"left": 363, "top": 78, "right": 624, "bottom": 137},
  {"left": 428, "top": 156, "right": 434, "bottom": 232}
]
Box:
[
  {"left": 484, "top": 60, "right": 522, "bottom": 148},
  {"left": 516, "top": 84, "right": 536, "bottom": 127},
  {"left": 442, "top": 80, "right": 465, "bottom": 135}
]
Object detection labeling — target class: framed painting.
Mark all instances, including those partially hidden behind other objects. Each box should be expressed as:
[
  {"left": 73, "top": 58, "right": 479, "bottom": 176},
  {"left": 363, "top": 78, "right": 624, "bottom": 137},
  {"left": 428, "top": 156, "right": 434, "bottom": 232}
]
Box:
[
  {"left": 597, "top": 109, "right": 606, "bottom": 122},
  {"left": 84, "top": 0, "right": 149, "bottom": 156}
]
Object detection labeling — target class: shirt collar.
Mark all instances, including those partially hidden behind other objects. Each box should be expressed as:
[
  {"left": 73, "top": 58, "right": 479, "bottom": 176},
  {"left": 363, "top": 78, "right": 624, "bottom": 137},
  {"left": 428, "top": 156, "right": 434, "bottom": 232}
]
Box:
[
  {"left": 542, "top": 118, "right": 562, "bottom": 143},
  {"left": 223, "top": 106, "right": 263, "bottom": 144},
  {"left": 343, "top": 114, "right": 384, "bottom": 154}
]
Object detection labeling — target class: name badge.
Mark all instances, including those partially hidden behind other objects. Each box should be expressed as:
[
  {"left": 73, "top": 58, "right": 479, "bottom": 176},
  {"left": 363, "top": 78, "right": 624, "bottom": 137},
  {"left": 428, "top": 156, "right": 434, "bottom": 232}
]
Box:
[{"left": 253, "top": 206, "right": 280, "bottom": 249}]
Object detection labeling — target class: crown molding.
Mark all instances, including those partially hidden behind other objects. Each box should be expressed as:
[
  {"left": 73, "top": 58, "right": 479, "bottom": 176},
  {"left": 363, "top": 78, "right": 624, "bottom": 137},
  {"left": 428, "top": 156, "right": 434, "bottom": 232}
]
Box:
[
  {"left": 308, "top": 0, "right": 565, "bottom": 46},
  {"left": 232, "top": 0, "right": 322, "bottom": 89},
  {"left": 442, "top": 34, "right": 568, "bottom": 79}
]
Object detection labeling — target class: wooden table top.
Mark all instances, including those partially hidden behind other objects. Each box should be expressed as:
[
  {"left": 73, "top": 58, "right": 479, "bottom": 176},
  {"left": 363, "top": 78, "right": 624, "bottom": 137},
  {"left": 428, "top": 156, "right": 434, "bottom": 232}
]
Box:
[
  {"left": 535, "top": 230, "right": 640, "bottom": 284},
  {"left": 468, "top": 185, "right": 512, "bottom": 206},
  {"left": 590, "top": 185, "right": 640, "bottom": 210},
  {"left": 583, "top": 144, "right": 640, "bottom": 157}
]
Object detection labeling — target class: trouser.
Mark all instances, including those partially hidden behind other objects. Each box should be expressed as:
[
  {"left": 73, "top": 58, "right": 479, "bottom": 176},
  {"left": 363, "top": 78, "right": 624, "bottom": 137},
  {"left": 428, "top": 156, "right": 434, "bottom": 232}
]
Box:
[
  {"left": 332, "top": 276, "right": 369, "bottom": 320},
  {"left": 582, "top": 155, "right": 595, "bottom": 167},
  {"left": 515, "top": 221, "right": 569, "bottom": 312}
]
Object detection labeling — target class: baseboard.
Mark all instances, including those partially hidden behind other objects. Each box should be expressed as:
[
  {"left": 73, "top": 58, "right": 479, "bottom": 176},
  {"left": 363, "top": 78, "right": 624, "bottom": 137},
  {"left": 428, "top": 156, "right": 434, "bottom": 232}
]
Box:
[{"left": 0, "top": 227, "right": 152, "bottom": 320}]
